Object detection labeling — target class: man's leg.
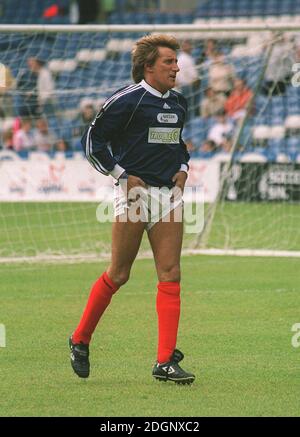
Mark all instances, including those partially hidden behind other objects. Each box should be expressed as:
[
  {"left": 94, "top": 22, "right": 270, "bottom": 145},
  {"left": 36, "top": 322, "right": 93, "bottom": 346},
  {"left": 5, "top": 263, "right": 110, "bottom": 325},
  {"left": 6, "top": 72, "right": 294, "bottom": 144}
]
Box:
[
  {"left": 69, "top": 213, "right": 146, "bottom": 378},
  {"left": 73, "top": 216, "right": 146, "bottom": 345},
  {"left": 148, "top": 207, "right": 195, "bottom": 384},
  {"left": 107, "top": 216, "right": 146, "bottom": 286},
  {"left": 147, "top": 207, "right": 183, "bottom": 364}
]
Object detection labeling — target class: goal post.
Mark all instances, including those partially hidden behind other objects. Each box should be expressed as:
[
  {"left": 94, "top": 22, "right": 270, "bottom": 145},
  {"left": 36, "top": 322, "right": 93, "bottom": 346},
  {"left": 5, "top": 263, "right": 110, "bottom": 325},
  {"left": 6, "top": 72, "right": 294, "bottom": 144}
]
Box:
[
  {"left": 1, "top": 22, "right": 300, "bottom": 263},
  {"left": 195, "top": 30, "right": 277, "bottom": 249}
]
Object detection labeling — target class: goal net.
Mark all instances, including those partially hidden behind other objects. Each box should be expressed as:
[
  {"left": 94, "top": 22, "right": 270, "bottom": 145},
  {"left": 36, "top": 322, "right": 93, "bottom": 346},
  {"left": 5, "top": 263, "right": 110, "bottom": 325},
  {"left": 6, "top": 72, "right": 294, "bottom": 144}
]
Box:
[{"left": 0, "top": 23, "right": 300, "bottom": 263}]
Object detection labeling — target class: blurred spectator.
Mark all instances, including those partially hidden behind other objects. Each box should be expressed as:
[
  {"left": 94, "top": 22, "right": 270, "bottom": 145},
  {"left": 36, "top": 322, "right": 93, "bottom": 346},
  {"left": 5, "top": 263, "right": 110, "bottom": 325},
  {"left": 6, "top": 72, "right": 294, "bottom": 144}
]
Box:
[
  {"left": 43, "top": 3, "right": 69, "bottom": 19},
  {"left": 55, "top": 138, "right": 70, "bottom": 152},
  {"left": 71, "top": 99, "right": 97, "bottom": 148},
  {"left": 208, "top": 52, "right": 235, "bottom": 96},
  {"left": 183, "top": 139, "right": 197, "bottom": 154},
  {"left": 12, "top": 118, "right": 35, "bottom": 151},
  {"left": 0, "top": 64, "right": 15, "bottom": 118},
  {"left": 77, "top": 0, "right": 99, "bottom": 24},
  {"left": 224, "top": 78, "right": 253, "bottom": 120},
  {"left": 176, "top": 40, "right": 200, "bottom": 119},
  {"left": 15, "top": 66, "right": 38, "bottom": 117},
  {"left": 176, "top": 40, "right": 199, "bottom": 87},
  {"left": 2, "top": 128, "right": 14, "bottom": 150},
  {"left": 207, "top": 110, "right": 234, "bottom": 148},
  {"left": 33, "top": 117, "right": 57, "bottom": 152},
  {"left": 262, "top": 34, "right": 295, "bottom": 96},
  {"left": 198, "top": 39, "right": 218, "bottom": 67},
  {"left": 12, "top": 117, "right": 21, "bottom": 136},
  {"left": 200, "top": 139, "right": 218, "bottom": 156},
  {"left": 200, "top": 87, "right": 226, "bottom": 118},
  {"left": 221, "top": 137, "right": 234, "bottom": 153},
  {"left": 295, "top": 34, "right": 300, "bottom": 62},
  {"left": 27, "top": 57, "right": 56, "bottom": 116},
  {"left": 79, "top": 99, "right": 97, "bottom": 124}
]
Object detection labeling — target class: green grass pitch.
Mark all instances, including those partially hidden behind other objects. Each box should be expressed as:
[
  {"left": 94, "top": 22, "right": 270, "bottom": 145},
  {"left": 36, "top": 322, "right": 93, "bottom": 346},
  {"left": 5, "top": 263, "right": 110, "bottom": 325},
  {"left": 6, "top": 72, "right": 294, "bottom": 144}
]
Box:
[
  {"left": 1, "top": 201, "right": 300, "bottom": 416},
  {"left": 1, "top": 254, "right": 300, "bottom": 416},
  {"left": 1, "top": 202, "right": 300, "bottom": 258}
]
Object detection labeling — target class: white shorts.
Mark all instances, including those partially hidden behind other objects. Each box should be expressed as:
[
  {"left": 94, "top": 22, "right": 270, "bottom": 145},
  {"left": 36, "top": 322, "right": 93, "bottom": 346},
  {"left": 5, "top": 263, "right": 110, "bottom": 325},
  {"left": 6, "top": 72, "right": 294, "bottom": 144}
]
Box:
[{"left": 114, "top": 182, "right": 183, "bottom": 231}]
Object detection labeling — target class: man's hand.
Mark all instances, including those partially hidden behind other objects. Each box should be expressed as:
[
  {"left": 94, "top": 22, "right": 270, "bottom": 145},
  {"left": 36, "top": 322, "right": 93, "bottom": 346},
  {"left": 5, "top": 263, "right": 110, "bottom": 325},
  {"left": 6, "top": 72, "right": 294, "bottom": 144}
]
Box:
[
  {"left": 127, "top": 175, "right": 146, "bottom": 190},
  {"left": 172, "top": 171, "right": 188, "bottom": 193},
  {"left": 126, "top": 175, "right": 146, "bottom": 203}
]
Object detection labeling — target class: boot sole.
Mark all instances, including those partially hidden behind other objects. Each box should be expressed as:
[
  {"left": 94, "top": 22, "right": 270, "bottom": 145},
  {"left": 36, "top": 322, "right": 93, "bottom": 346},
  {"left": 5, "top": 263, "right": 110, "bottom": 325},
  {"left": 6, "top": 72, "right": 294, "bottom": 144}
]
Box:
[{"left": 153, "top": 375, "right": 195, "bottom": 385}]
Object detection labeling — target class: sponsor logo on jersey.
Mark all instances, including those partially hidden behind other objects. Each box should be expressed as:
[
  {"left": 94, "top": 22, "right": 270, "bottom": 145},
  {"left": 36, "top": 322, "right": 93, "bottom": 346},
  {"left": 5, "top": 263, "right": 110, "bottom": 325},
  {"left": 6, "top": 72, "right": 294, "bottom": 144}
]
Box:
[
  {"left": 157, "top": 113, "right": 178, "bottom": 124},
  {"left": 148, "top": 127, "right": 180, "bottom": 144}
]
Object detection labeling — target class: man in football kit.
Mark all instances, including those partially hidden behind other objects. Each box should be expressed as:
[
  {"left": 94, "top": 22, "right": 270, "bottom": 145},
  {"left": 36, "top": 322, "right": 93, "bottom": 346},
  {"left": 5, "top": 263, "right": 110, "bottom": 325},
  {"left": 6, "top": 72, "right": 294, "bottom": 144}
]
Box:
[{"left": 69, "top": 34, "right": 195, "bottom": 384}]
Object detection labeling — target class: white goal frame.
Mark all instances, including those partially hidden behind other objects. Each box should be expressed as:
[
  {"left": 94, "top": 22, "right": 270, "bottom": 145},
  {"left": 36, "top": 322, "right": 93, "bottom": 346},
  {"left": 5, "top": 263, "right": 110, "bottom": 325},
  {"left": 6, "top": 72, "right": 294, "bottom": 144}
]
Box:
[{"left": 1, "top": 21, "right": 300, "bottom": 262}]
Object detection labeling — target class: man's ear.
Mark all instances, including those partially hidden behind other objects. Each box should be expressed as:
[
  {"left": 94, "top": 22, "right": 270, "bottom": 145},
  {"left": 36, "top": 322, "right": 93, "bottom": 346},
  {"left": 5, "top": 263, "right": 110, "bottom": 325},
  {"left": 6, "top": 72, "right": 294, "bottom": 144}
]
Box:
[{"left": 145, "top": 63, "right": 154, "bottom": 73}]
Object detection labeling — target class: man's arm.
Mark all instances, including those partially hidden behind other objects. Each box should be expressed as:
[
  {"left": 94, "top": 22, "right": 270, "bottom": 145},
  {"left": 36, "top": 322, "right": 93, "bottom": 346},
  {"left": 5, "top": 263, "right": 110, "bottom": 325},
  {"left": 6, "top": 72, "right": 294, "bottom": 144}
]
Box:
[
  {"left": 179, "top": 136, "right": 190, "bottom": 172},
  {"left": 177, "top": 93, "right": 190, "bottom": 171},
  {"left": 171, "top": 138, "right": 189, "bottom": 192},
  {"left": 81, "top": 95, "right": 129, "bottom": 180}
]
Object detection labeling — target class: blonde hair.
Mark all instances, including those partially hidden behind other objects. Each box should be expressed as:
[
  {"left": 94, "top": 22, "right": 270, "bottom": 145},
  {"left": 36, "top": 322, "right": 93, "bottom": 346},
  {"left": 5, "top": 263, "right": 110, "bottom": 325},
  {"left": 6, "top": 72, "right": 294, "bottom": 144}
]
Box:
[{"left": 131, "top": 34, "right": 179, "bottom": 83}]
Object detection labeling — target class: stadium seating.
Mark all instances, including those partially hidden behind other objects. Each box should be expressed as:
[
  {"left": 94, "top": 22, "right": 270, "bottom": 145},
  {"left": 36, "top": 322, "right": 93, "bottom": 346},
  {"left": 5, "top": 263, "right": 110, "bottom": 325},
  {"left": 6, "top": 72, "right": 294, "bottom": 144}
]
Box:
[
  {"left": 2, "top": 0, "right": 299, "bottom": 25},
  {"left": 195, "top": 0, "right": 300, "bottom": 18},
  {"left": 0, "top": 0, "right": 299, "bottom": 161},
  {"left": 0, "top": 0, "right": 70, "bottom": 24}
]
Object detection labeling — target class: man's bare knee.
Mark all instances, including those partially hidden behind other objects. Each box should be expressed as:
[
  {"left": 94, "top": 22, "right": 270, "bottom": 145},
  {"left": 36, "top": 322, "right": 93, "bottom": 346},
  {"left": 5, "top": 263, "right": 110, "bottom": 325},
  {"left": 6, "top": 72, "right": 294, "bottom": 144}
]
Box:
[
  {"left": 107, "top": 268, "right": 130, "bottom": 287},
  {"left": 158, "top": 265, "right": 181, "bottom": 283}
]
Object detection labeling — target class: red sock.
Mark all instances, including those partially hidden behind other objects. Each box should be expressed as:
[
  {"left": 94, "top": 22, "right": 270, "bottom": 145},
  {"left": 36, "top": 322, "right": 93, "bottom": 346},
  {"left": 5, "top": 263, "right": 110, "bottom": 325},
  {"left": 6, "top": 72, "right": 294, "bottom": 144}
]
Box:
[
  {"left": 156, "top": 281, "right": 181, "bottom": 364},
  {"left": 72, "top": 271, "right": 119, "bottom": 344}
]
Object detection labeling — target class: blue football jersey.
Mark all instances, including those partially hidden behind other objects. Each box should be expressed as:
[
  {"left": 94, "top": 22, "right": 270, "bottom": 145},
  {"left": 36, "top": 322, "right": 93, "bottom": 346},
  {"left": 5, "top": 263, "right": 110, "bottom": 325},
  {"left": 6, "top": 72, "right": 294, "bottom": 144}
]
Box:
[{"left": 81, "top": 80, "right": 190, "bottom": 187}]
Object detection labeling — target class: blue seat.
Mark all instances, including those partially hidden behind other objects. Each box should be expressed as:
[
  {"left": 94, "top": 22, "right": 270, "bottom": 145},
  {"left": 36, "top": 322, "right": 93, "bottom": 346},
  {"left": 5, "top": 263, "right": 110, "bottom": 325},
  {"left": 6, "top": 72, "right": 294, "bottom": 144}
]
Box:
[
  {"left": 56, "top": 72, "right": 74, "bottom": 90},
  {"left": 184, "top": 117, "right": 209, "bottom": 147},
  {"left": 286, "top": 137, "right": 300, "bottom": 161},
  {"left": 252, "top": 113, "right": 268, "bottom": 125},
  {"left": 268, "top": 138, "right": 285, "bottom": 148},
  {"left": 17, "top": 150, "right": 30, "bottom": 159},
  {"left": 255, "top": 95, "right": 269, "bottom": 110},
  {"left": 231, "top": 0, "right": 250, "bottom": 16},
  {"left": 287, "top": 104, "right": 300, "bottom": 116},
  {"left": 192, "top": 0, "right": 300, "bottom": 18},
  {"left": 270, "top": 116, "right": 285, "bottom": 126},
  {"left": 107, "top": 12, "right": 122, "bottom": 24},
  {"left": 249, "top": 146, "right": 268, "bottom": 158}
]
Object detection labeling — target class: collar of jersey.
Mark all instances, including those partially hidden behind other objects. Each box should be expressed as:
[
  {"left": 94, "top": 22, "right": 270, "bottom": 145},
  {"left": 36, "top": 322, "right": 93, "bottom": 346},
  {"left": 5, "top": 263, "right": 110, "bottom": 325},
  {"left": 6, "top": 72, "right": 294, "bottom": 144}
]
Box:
[{"left": 140, "top": 80, "right": 170, "bottom": 99}]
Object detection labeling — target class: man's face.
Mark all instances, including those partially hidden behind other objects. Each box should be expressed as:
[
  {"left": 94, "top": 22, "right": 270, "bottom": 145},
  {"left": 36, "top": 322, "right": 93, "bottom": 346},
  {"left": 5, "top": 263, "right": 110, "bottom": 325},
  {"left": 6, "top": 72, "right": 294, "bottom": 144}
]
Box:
[
  {"left": 27, "top": 58, "right": 39, "bottom": 72},
  {"left": 81, "top": 105, "right": 95, "bottom": 122},
  {"left": 182, "top": 40, "right": 192, "bottom": 53},
  {"left": 36, "top": 119, "right": 48, "bottom": 133},
  {"left": 146, "top": 46, "right": 180, "bottom": 93},
  {"left": 234, "top": 79, "right": 244, "bottom": 91}
]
